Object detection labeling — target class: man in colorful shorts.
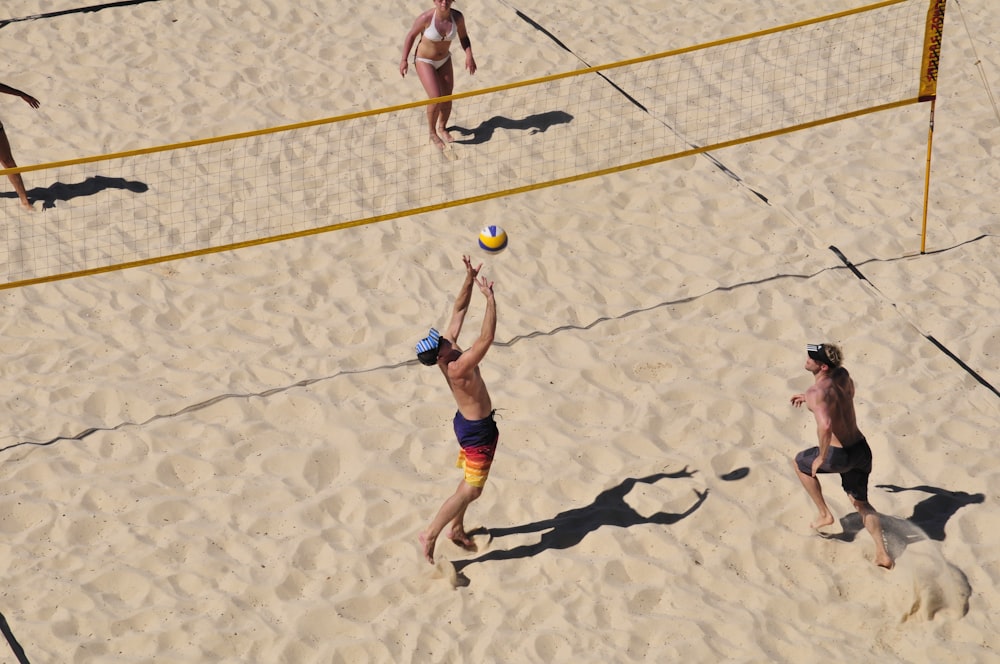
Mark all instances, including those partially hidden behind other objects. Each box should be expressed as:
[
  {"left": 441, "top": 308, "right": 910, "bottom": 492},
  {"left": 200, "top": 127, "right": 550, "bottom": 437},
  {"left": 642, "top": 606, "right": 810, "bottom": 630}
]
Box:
[
  {"left": 790, "top": 342, "right": 893, "bottom": 569},
  {"left": 415, "top": 255, "right": 498, "bottom": 564}
]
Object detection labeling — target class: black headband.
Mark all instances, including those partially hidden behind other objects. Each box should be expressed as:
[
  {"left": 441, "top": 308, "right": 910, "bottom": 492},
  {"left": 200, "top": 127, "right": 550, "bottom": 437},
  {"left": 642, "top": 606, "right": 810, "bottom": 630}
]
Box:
[{"left": 806, "top": 343, "right": 833, "bottom": 367}]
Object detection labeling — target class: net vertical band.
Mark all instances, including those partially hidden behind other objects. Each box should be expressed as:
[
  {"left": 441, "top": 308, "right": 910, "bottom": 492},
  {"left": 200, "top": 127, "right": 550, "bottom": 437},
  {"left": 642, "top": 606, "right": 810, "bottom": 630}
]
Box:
[
  {"left": 918, "top": 0, "right": 948, "bottom": 101},
  {"left": 919, "top": 0, "right": 948, "bottom": 252}
]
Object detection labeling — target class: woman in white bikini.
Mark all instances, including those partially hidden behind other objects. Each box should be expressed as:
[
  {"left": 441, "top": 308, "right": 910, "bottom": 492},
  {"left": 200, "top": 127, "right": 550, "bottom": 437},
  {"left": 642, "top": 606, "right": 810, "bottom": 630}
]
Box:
[{"left": 399, "top": 0, "right": 477, "bottom": 149}]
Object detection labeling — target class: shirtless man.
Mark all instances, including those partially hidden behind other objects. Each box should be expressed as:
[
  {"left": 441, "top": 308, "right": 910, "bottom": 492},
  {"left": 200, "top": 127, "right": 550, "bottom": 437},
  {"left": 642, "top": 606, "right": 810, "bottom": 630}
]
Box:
[
  {"left": 790, "top": 342, "right": 893, "bottom": 569},
  {"left": 414, "top": 255, "right": 497, "bottom": 564}
]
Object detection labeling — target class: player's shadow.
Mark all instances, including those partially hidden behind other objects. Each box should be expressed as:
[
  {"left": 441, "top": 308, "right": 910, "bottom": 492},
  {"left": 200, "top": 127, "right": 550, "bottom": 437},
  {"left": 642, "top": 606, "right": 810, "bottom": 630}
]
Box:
[
  {"left": 875, "top": 483, "right": 985, "bottom": 542},
  {"left": 822, "top": 483, "right": 984, "bottom": 560},
  {"left": 448, "top": 110, "right": 573, "bottom": 145},
  {"left": 453, "top": 467, "right": 709, "bottom": 574},
  {"left": 4, "top": 175, "right": 149, "bottom": 210},
  {"left": 819, "top": 484, "right": 978, "bottom": 617}
]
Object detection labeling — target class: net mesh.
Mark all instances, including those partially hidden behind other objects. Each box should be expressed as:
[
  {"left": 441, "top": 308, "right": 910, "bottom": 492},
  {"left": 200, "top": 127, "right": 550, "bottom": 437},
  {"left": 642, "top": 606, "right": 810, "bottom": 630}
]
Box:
[{"left": 0, "top": 0, "right": 936, "bottom": 288}]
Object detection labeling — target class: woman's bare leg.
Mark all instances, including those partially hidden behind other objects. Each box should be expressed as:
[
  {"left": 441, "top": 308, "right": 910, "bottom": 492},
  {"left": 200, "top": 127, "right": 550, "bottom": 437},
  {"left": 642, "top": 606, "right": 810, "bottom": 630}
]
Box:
[
  {"left": 415, "top": 61, "right": 447, "bottom": 148},
  {"left": 0, "top": 128, "right": 32, "bottom": 209}
]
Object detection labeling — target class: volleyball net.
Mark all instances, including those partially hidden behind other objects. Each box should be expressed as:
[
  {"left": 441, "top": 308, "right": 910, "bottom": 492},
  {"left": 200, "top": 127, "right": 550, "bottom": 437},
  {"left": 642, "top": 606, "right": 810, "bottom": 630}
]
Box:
[{"left": 0, "top": 0, "right": 946, "bottom": 289}]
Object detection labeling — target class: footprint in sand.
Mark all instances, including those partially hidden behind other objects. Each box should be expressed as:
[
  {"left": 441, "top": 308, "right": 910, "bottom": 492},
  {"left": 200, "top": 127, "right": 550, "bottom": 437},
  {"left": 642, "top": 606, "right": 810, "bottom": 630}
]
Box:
[{"left": 881, "top": 516, "right": 971, "bottom": 621}]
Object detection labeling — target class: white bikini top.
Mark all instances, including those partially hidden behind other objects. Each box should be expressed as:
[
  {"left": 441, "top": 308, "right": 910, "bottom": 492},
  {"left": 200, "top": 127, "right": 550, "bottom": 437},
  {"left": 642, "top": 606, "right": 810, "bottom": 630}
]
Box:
[{"left": 423, "top": 12, "right": 458, "bottom": 42}]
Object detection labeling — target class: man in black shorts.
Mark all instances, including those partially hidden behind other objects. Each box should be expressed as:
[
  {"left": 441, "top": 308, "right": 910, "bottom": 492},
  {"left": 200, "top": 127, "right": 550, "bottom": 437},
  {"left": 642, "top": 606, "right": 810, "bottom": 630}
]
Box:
[{"left": 790, "top": 342, "right": 893, "bottom": 569}]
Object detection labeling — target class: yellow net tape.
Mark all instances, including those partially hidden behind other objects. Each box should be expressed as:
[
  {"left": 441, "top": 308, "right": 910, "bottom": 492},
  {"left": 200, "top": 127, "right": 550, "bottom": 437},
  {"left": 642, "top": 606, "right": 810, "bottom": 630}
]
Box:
[{"left": 0, "top": 0, "right": 938, "bottom": 289}]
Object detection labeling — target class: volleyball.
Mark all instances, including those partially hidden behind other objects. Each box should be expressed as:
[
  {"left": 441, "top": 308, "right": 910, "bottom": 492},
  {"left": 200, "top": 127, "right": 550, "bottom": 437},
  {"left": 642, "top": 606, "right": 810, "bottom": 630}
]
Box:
[{"left": 478, "top": 225, "right": 508, "bottom": 253}]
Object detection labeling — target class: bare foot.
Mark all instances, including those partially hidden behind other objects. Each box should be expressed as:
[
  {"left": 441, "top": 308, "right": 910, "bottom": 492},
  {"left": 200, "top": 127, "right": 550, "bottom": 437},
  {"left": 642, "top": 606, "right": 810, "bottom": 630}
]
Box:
[
  {"left": 19, "top": 199, "right": 33, "bottom": 211},
  {"left": 436, "top": 126, "right": 455, "bottom": 143},
  {"left": 430, "top": 133, "right": 446, "bottom": 150},
  {"left": 876, "top": 553, "right": 894, "bottom": 570},
  {"left": 810, "top": 513, "right": 835, "bottom": 529},
  {"left": 418, "top": 532, "right": 436, "bottom": 564},
  {"left": 447, "top": 527, "right": 477, "bottom": 552}
]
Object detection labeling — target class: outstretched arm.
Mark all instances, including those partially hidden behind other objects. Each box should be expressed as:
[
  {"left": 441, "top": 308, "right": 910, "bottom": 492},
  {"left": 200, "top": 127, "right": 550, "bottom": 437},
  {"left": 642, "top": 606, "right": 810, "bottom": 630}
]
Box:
[
  {"left": 0, "top": 83, "right": 39, "bottom": 109},
  {"left": 450, "top": 275, "right": 495, "bottom": 374},
  {"left": 444, "top": 255, "right": 481, "bottom": 341}
]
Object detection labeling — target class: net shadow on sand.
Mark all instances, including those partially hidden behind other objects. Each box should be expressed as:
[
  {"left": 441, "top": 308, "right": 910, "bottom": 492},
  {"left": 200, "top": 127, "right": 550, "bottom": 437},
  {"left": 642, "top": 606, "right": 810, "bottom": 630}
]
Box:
[{"left": 0, "top": 0, "right": 161, "bottom": 29}]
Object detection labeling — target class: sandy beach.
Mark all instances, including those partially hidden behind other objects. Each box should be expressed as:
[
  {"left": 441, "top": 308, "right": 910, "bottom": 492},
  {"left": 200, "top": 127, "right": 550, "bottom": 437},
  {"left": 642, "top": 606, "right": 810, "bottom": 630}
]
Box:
[{"left": 0, "top": 0, "right": 997, "bottom": 661}]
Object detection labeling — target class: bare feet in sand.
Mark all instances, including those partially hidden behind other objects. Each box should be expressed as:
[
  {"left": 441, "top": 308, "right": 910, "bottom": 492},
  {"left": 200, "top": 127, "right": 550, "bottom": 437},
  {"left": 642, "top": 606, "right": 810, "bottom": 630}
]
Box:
[
  {"left": 436, "top": 126, "right": 455, "bottom": 143},
  {"left": 419, "top": 528, "right": 478, "bottom": 563},
  {"left": 447, "top": 527, "right": 477, "bottom": 552},
  {"left": 810, "top": 513, "right": 835, "bottom": 529},
  {"left": 419, "top": 532, "right": 435, "bottom": 564},
  {"left": 430, "top": 132, "right": 446, "bottom": 150},
  {"left": 876, "top": 553, "right": 895, "bottom": 570}
]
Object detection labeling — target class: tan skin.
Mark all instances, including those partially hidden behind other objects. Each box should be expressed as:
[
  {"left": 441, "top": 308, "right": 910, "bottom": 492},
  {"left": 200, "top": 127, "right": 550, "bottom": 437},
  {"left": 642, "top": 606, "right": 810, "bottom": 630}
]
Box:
[
  {"left": 419, "top": 255, "right": 496, "bottom": 564},
  {"left": 791, "top": 355, "right": 893, "bottom": 569},
  {"left": 399, "top": 0, "right": 477, "bottom": 149},
  {"left": 0, "top": 82, "right": 40, "bottom": 210}
]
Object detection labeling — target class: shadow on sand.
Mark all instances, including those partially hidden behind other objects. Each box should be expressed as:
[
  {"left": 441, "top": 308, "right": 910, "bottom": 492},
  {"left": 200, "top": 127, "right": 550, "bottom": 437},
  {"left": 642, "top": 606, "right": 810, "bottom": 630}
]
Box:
[
  {"left": 448, "top": 110, "right": 573, "bottom": 145},
  {"left": 453, "top": 467, "right": 713, "bottom": 580},
  {"left": 875, "top": 483, "right": 985, "bottom": 542},
  {"left": 820, "top": 483, "right": 982, "bottom": 619},
  {"left": 2, "top": 175, "right": 149, "bottom": 210},
  {"left": 821, "top": 483, "right": 983, "bottom": 557}
]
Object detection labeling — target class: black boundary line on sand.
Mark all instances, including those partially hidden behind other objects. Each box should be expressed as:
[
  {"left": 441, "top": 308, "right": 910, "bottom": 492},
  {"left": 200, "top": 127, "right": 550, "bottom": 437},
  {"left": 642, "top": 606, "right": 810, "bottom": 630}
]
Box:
[
  {"left": 0, "top": 0, "right": 161, "bottom": 29},
  {"left": 0, "top": 611, "right": 31, "bottom": 664},
  {"left": 509, "top": 4, "right": 771, "bottom": 203},
  {"left": 829, "top": 244, "right": 999, "bottom": 399}
]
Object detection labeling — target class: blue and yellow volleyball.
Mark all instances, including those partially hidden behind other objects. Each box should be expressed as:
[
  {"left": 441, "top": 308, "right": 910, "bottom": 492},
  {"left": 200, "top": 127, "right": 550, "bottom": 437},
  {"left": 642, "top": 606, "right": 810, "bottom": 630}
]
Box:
[{"left": 478, "top": 225, "right": 508, "bottom": 253}]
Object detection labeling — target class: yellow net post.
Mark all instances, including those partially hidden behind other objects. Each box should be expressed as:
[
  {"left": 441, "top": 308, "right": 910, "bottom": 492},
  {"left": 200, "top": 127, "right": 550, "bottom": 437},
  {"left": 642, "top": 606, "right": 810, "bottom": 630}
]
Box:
[{"left": 919, "top": 0, "right": 948, "bottom": 254}]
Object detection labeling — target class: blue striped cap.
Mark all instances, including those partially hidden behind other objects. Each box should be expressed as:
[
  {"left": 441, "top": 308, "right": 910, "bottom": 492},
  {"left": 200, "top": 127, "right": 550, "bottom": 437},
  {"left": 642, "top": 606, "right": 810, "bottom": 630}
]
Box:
[{"left": 416, "top": 328, "right": 442, "bottom": 364}]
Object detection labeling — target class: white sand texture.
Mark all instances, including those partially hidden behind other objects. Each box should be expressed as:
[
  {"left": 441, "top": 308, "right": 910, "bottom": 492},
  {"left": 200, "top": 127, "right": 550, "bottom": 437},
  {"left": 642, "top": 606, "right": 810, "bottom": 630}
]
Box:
[{"left": 0, "top": 0, "right": 998, "bottom": 662}]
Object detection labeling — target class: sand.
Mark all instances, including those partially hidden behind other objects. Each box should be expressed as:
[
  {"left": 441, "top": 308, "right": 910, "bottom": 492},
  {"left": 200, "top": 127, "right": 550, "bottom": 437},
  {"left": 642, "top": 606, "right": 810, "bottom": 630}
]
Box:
[{"left": 0, "top": 0, "right": 997, "bottom": 661}]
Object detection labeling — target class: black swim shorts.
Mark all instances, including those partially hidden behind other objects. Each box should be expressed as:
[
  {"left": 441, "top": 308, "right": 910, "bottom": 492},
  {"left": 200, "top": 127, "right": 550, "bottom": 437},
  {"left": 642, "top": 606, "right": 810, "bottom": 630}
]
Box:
[{"left": 795, "top": 439, "right": 873, "bottom": 502}]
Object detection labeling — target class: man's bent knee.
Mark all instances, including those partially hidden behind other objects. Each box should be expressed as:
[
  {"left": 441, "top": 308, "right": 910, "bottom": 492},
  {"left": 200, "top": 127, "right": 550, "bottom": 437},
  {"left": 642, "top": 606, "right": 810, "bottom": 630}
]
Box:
[
  {"left": 851, "top": 497, "right": 875, "bottom": 514},
  {"left": 459, "top": 482, "right": 483, "bottom": 501}
]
